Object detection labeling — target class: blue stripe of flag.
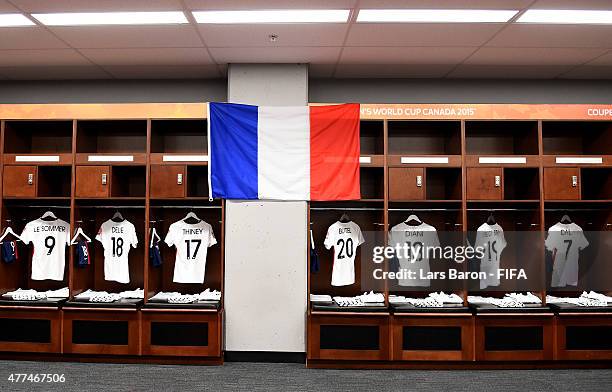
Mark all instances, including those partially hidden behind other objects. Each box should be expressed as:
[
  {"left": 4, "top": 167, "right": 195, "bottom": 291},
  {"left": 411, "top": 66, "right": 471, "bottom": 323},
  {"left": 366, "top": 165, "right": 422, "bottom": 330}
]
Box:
[{"left": 209, "top": 102, "right": 259, "bottom": 199}]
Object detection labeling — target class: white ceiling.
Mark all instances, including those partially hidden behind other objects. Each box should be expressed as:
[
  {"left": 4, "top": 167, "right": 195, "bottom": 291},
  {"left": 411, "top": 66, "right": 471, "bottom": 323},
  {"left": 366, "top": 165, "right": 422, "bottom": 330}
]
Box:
[{"left": 0, "top": 0, "right": 610, "bottom": 79}]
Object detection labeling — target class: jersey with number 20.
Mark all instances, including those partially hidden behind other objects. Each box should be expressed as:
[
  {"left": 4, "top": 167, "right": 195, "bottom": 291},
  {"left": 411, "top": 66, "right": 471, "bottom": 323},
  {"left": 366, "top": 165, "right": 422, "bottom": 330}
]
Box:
[
  {"left": 324, "top": 221, "right": 365, "bottom": 287},
  {"left": 164, "top": 220, "right": 217, "bottom": 284},
  {"left": 96, "top": 219, "right": 138, "bottom": 284}
]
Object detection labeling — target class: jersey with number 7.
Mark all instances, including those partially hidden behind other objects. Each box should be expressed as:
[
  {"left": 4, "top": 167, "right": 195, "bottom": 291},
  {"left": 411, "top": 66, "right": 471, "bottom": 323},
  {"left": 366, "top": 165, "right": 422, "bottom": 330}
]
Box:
[
  {"left": 96, "top": 219, "right": 138, "bottom": 284},
  {"left": 164, "top": 220, "right": 217, "bottom": 284}
]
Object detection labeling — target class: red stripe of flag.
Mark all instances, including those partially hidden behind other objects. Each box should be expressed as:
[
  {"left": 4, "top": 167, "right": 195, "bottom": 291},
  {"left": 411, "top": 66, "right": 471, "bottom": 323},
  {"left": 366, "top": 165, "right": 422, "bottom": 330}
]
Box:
[{"left": 309, "top": 104, "right": 361, "bottom": 201}]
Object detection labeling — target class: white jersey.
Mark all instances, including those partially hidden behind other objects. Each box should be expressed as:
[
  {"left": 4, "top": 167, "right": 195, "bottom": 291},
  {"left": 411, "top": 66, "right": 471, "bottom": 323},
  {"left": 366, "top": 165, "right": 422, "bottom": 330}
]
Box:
[
  {"left": 545, "top": 222, "right": 589, "bottom": 287},
  {"left": 389, "top": 221, "right": 440, "bottom": 287},
  {"left": 164, "top": 220, "right": 217, "bottom": 284},
  {"left": 96, "top": 219, "right": 138, "bottom": 284},
  {"left": 21, "top": 218, "right": 70, "bottom": 281},
  {"left": 324, "top": 221, "right": 365, "bottom": 286},
  {"left": 475, "top": 223, "right": 507, "bottom": 289}
]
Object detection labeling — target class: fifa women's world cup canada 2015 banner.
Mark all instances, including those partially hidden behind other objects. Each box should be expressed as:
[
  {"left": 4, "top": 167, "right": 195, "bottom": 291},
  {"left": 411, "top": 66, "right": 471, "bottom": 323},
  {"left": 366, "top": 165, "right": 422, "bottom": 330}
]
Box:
[{"left": 207, "top": 102, "right": 361, "bottom": 201}]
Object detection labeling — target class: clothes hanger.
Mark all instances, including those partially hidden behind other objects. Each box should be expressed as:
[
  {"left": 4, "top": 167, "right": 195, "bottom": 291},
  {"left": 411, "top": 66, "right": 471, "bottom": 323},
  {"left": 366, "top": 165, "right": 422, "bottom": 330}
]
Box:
[
  {"left": 339, "top": 212, "right": 351, "bottom": 223},
  {"left": 183, "top": 211, "right": 201, "bottom": 224},
  {"left": 560, "top": 214, "right": 572, "bottom": 224},
  {"left": 150, "top": 227, "right": 161, "bottom": 248},
  {"left": 0, "top": 227, "right": 22, "bottom": 242},
  {"left": 486, "top": 211, "right": 496, "bottom": 225},
  {"left": 111, "top": 210, "right": 125, "bottom": 222},
  {"left": 40, "top": 210, "right": 57, "bottom": 221},
  {"left": 70, "top": 227, "right": 92, "bottom": 245},
  {"left": 405, "top": 214, "right": 422, "bottom": 226}
]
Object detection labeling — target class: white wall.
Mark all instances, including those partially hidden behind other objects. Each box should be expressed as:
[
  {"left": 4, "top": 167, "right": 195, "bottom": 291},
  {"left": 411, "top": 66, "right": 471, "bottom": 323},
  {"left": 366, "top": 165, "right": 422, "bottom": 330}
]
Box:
[{"left": 225, "top": 64, "right": 308, "bottom": 352}]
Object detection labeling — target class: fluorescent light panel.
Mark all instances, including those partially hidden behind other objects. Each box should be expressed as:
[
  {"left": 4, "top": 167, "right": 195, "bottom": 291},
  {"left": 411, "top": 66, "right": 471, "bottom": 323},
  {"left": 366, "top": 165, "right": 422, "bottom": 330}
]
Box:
[
  {"left": 357, "top": 9, "right": 518, "bottom": 23},
  {"left": 192, "top": 10, "right": 350, "bottom": 23},
  {"left": 517, "top": 10, "right": 612, "bottom": 24},
  {"left": 32, "top": 11, "right": 188, "bottom": 26},
  {"left": 0, "top": 14, "right": 34, "bottom": 27}
]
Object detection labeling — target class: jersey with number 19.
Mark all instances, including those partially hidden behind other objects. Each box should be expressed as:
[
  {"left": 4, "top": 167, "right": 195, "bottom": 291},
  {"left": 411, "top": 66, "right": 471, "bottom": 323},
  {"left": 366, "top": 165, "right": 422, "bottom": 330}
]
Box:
[
  {"left": 96, "top": 219, "right": 138, "bottom": 284},
  {"left": 324, "top": 221, "right": 365, "bottom": 286},
  {"left": 164, "top": 220, "right": 217, "bottom": 284},
  {"left": 21, "top": 218, "right": 70, "bottom": 281}
]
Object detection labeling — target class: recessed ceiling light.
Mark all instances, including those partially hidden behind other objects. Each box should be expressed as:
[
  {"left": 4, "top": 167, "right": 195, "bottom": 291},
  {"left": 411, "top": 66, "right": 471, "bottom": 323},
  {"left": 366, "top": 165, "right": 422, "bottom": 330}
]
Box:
[
  {"left": 192, "top": 10, "right": 350, "bottom": 24},
  {"left": 517, "top": 10, "right": 612, "bottom": 24},
  {"left": 0, "top": 14, "right": 34, "bottom": 27},
  {"left": 32, "top": 11, "right": 188, "bottom": 26},
  {"left": 356, "top": 9, "right": 518, "bottom": 23}
]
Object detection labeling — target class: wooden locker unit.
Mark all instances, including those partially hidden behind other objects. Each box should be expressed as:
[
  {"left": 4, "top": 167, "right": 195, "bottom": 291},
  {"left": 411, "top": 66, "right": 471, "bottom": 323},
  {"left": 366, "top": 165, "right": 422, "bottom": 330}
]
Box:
[
  {"left": 150, "top": 165, "right": 186, "bottom": 198},
  {"left": 466, "top": 167, "right": 502, "bottom": 200},
  {"left": 543, "top": 168, "right": 580, "bottom": 200},
  {"left": 2, "top": 165, "right": 37, "bottom": 198},
  {"left": 0, "top": 103, "right": 224, "bottom": 363},
  {"left": 0, "top": 103, "right": 611, "bottom": 366},
  {"left": 75, "top": 165, "right": 110, "bottom": 198},
  {"left": 391, "top": 313, "right": 474, "bottom": 361},
  {"left": 389, "top": 167, "right": 424, "bottom": 200}
]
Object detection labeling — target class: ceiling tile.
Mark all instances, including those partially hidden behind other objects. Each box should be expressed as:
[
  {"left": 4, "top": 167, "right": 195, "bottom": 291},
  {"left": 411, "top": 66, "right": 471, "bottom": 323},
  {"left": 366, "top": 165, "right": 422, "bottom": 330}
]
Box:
[
  {"left": 0, "top": 0, "right": 18, "bottom": 12},
  {"left": 358, "top": 0, "right": 533, "bottom": 9},
  {"left": 487, "top": 25, "right": 612, "bottom": 48},
  {"left": 585, "top": 50, "right": 612, "bottom": 66},
  {"left": 531, "top": 0, "right": 612, "bottom": 10},
  {"left": 340, "top": 46, "right": 473, "bottom": 64},
  {"left": 11, "top": 0, "right": 184, "bottom": 12},
  {"left": 0, "top": 65, "right": 111, "bottom": 80},
  {"left": 209, "top": 46, "right": 341, "bottom": 63},
  {"left": 0, "top": 27, "right": 69, "bottom": 50},
  {"left": 466, "top": 47, "right": 608, "bottom": 65},
  {"left": 103, "top": 64, "right": 220, "bottom": 79},
  {"left": 346, "top": 24, "right": 506, "bottom": 46},
  {"left": 47, "top": 25, "right": 203, "bottom": 49},
  {"left": 185, "top": 0, "right": 357, "bottom": 10},
  {"left": 0, "top": 49, "right": 89, "bottom": 66},
  {"left": 199, "top": 24, "right": 349, "bottom": 47},
  {"left": 448, "top": 64, "right": 573, "bottom": 78},
  {"left": 559, "top": 65, "right": 612, "bottom": 79},
  {"left": 335, "top": 63, "right": 454, "bottom": 78},
  {"left": 80, "top": 48, "right": 213, "bottom": 66}
]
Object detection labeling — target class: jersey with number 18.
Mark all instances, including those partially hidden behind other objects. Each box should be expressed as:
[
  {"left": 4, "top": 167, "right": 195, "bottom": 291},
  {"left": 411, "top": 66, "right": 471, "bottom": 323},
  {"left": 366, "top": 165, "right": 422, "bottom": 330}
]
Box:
[{"left": 96, "top": 219, "right": 138, "bottom": 284}]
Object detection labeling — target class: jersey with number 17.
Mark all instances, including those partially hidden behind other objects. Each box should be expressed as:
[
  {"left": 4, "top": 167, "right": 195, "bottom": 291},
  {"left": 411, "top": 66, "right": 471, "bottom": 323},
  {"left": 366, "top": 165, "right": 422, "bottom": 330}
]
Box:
[
  {"left": 164, "top": 220, "right": 217, "bottom": 284},
  {"left": 96, "top": 219, "right": 138, "bottom": 284}
]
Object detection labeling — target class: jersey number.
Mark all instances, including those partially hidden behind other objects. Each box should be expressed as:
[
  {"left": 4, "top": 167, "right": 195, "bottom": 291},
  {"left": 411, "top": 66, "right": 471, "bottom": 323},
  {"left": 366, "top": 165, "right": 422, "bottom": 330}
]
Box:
[
  {"left": 336, "top": 238, "right": 354, "bottom": 260},
  {"left": 111, "top": 237, "right": 124, "bottom": 257},
  {"left": 405, "top": 241, "right": 424, "bottom": 262},
  {"left": 185, "top": 239, "right": 202, "bottom": 260},
  {"left": 486, "top": 240, "right": 498, "bottom": 262},
  {"left": 563, "top": 239, "right": 573, "bottom": 260},
  {"left": 44, "top": 236, "right": 55, "bottom": 255}
]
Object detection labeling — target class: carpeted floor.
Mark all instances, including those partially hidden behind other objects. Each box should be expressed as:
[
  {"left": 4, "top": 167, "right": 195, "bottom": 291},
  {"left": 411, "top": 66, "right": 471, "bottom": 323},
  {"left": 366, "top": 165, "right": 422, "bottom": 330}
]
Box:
[{"left": 0, "top": 361, "right": 610, "bottom": 392}]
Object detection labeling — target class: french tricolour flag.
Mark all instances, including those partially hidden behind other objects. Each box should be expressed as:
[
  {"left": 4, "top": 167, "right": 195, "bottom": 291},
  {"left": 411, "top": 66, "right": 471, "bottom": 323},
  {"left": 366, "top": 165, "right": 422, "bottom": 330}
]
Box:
[{"left": 208, "top": 102, "right": 360, "bottom": 201}]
